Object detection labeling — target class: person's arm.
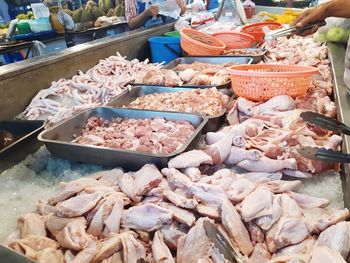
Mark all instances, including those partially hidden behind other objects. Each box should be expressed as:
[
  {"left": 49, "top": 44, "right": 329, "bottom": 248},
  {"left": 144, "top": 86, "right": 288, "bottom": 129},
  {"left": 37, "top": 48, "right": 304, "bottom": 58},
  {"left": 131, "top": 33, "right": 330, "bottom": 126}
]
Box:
[
  {"left": 125, "top": 0, "right": 159, "bottom": 29},
  {"left": 128, "top": 8, "right": 153, "bottom": 29},
  {"left": 292, "top": 0, "right": 350, "bottom": 35},
  {"left": 177, "top": 0, "right": 187, "bottom": 15}
]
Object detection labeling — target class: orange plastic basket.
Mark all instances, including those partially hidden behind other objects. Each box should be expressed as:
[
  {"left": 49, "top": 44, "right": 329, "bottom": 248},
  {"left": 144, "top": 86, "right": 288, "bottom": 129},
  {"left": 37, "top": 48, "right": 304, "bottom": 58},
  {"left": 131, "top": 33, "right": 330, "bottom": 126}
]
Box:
[
  {"left": 180, "top": 28, "right": 226, "bottom": 56},
  {"left": 228, "top": 64, "right": 318, "bottom": 101},
  {"left": 241, "top": 22, "right": 283, "bottom": 43},
  {"left": 212, "top": 31, "right": 255, "bottom": 49}
]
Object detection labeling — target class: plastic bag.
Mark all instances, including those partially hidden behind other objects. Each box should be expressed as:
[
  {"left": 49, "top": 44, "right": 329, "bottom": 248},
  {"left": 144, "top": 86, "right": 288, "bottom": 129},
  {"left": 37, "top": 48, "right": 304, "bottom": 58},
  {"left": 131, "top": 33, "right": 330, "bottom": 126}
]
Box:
[
  {"left": 28, "top": 18, "right": 52, "bottom": 33},
  {"left": 145, "top": 0, "right": 181, "bottom": 19},
  {"left": 174, "top": 17, "right": 190, "bottom": 31},
  {"left": 315, "top": 17, "right": 350, "bottom": 43},
  {"left": 190, "top": 0, "right": 206, "bottom": 12},
  {"left": 31, "top": 40, "right": 47, "bottom": 57},
  {"left": 344, "top": 37, "right": 350, "bottom": 88}
]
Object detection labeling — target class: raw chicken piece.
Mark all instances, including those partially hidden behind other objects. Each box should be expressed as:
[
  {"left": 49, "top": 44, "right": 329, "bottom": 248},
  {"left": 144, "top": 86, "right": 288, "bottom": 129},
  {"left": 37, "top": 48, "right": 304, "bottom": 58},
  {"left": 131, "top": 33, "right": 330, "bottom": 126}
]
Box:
[
  {"left": 237, "top": 97, "right": 256, "bottom": 116},
  {"left": 205, "top": 129, "right": 237, "bottom": 164},
  {"left": 237, "top": 157, "right": 297, "bottom": 173},
  {"left": 226, "top": 178, "right": 256, "bottom": 203},
  {"left": 161, "top": 168, "right": 192, "bottom": 190},
  {"left": 118, "top": 164, "right": 162, "bottom": 202},
  {"left": 92, "top": 233, "right": 126, "bottom": 262},
  {"left": 265, "top": 180, "right": 301, "bottom": 194},
  {"left": 120, "top": 232, "right": 146, "bottom": 263},
  {"left": 159, "top": 202, "right": 195, "bottom": 227},
  {"left": 221, "top": 199, "right": 253, "bottom": 256},
  {"left": 87, "top": 194, "right": 117, "bottom": 237},
  {"left": 196, "top": 204, "right": 220, "bottom": 220},
  {"left": 315, "top": 208, "right": 350, "bottom": 233},
  {"left": 178, "top": 68, "right": 196, "bottom": 82},
  {"left": 152, "top": 231, "right": 174, "bottom": 263},
  {"left": 225, "top": 146, "right": 261, "bottom": 165},
  {"left": 93, "top": 168, "right": 124, "bottom": 187},
  {"left": 243, "top": 172, "right": 282, "bottom": 183},
  {"left": 247, "top": 222, "right": 265, "bottom": 245},
  {"left": 254, "top": 95, "right": 296, "bottom": 115},
  {"left": 121, "top": 203, "right": 173, "bottom": 232},
  {"left": 49, "top": 178, "right": 102, "bottom": 205},
  {"left": 133, "top": 164, "right": 163, "bottom": 197},
  {"left": 310, "top": 246, "right": 346, "bottom": 263},
  {"left": 287, "top": 191, "right": 330, "bottom": 209},
  {"left": 273, "top": 217, "right": 310, "bottom": 252},
  {"left": 100, "top": 252, "right": 123, "bottom": 263},
  {"left": 159, "top": 223, "right": 186, "bottom": 250},
  {"left": 45, "top": 214, "right": 85, "bottom": 236},
  {"left": 18, "top": 213, "right": 46, "bottom": 238},
  {"left": 272, "top": 237, "right": 315, "bottom": 263},
  {"left": 177, "top": 218, "right": 214, "bottom": 263},
  {"left": 266, "top": 194, "right": 310, "bottom": 253},
  {"left": 190, "top": 183, "right": 227, "bottom": 205},
  {"left": 118, "top": 172, "right": 136, "bottom": 202},
  {"left": 36, "top": 247, "right": 64, "bottom": 263},
  {"left": 188, "top": 74, "right": 211, "bottom": 85},
  {"left": 248, "top": 243, "right": 271, "bottom": 263},
  {"left": 102, "top": 194, "right": 124, "bottom": 236},
  {"left": 316, "top": 221, "right": 350, "bottom": 259},
  {"left": 163, "top": 190, "right": 198, "bottom": 209},
  {"left": 9, "top": 235, "right": 59, "bottom": 260},
  {"left": 37, "top": 199, "right": 56, "bottom": 216},
  {"left": 181, "top": 167, "right": 202, "bottom": 182},
  {"left": 55, "top": 192, "right": 103, "bottom": 217},
  {"left": 255, "top": 195, "right": 281, "bottom": 231},
  {"left": 240, "top": 187, "right": 273, "bottom": 222},
  {"left": 168, "top": 150, "right": 213, "bottom": 169},
  {"left": 72, "top": 240, "right": 98, "bottom": 263},
  {"left": 59, "top": 218, "right": 91, "bottom": 251}
]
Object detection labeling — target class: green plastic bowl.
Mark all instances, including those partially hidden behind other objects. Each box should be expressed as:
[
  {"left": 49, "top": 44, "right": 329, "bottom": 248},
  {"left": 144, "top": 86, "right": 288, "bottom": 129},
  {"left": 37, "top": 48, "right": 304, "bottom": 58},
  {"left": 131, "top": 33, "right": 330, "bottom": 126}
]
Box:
[{"left": 164, "top": 31, "right": 180, "bottom": 38}]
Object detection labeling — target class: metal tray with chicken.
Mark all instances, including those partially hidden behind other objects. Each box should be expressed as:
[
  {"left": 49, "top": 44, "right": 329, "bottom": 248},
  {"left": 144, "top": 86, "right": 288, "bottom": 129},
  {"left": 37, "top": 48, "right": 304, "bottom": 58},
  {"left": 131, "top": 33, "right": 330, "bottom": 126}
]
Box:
[
  {"left": 133, "top": 56, "right": 253, "bottom": 89},
  {"left": 107, "top": 86, "right": 231, "bottom": 132},
  {"left": 38, "top": 107, "right": 207, "bottom": 169}
]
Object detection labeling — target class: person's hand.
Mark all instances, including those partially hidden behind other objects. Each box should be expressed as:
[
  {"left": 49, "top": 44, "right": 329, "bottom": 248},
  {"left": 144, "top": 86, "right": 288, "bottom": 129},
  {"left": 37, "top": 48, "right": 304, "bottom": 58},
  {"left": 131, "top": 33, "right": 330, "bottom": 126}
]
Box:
[
  {"left": 176, "top": 0, "right": 186, "bottom": 15},
  {"left": 147, "top": 5, "right": 159, "bottom": 17},
  {"left": 291, "top": 5, "right": 328, "bottom": 36}
]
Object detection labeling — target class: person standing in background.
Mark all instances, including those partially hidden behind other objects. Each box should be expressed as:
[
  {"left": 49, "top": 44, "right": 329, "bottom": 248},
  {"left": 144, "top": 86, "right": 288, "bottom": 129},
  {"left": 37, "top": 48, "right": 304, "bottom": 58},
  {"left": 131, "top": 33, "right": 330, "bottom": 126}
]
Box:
[
  {"left": 292, "top": 0, "right": 350, "bottom": 87},
  {"left": 125, "top": 0, "right": 186, "bottom": 29},
  {"left": 0, "top": 0, "right": 11, "bottom": 25}
]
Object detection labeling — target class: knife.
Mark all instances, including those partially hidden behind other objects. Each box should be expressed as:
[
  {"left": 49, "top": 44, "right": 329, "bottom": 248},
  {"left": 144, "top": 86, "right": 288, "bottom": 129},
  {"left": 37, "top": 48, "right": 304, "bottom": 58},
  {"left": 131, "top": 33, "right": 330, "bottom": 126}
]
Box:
[{"left": 203, "top": 220, "right": 243, "bottom": 263}]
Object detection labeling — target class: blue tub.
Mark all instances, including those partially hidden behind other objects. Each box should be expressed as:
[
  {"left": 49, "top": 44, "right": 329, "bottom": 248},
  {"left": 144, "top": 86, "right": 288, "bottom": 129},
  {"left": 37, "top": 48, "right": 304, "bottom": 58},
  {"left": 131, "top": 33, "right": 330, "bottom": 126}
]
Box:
[{"left": 148, "top": 36, "right": 182, "bottom": 64}]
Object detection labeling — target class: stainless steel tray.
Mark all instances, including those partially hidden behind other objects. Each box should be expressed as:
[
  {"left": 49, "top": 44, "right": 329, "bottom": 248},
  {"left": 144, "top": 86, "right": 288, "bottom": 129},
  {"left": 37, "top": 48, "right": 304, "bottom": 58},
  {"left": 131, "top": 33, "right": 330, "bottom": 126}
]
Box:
[
  {"left": 38, "top": 107, "right": 208, "bottom": 170},
  {"left": 222, "top": 48, "right": 267, "bottom": 64},
  {"left": 107, "top": 85, "right": 228, "bottom": 132},
  {"left": 0, "top": 245, "right": 36, "bottom": 263},
  {"left": 0, "top": 120, "right": 45, "bottom": 173},
  {"left": 133, "top": 56, "right": 253, "bottom": 89}
]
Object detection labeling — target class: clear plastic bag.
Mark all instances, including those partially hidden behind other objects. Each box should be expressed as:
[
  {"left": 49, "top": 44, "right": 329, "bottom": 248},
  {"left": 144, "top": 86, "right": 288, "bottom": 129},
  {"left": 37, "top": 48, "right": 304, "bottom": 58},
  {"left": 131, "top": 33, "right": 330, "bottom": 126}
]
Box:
[
  {"left": 315, "top": 17, "right": 350, "bottom": 43},
  {"left": 145, "top": 0, "right": 181, "bottom": 19},
  {"left": 344, "top": 37, "right": 350, "bottom": 88}
]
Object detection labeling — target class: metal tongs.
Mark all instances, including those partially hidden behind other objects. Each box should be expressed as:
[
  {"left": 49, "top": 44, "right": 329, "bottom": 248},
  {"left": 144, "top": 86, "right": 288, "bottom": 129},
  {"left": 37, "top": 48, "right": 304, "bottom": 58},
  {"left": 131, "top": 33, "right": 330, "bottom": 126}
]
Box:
[
  {"left": 298, "top": 111, "right": 350, "bottom": 163},
  {"left": 264, "top": 21, "right": 326, "bottom": 41},
  {"left": 203, "top": 220, "right": 243, "bottom": 263}
]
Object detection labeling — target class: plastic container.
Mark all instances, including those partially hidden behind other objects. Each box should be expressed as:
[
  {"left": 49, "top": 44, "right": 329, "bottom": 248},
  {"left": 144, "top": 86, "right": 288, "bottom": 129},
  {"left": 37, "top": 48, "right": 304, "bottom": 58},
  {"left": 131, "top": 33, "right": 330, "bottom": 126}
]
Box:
[
  {"left": 164, "top": 31, "right": 180, "bottom": 38},
  {"left": 241, "top": 22, "right": 282, "bottom": 43},
  {"left": 212, "top": 31, "right": 255, "bottom": 49},
  {"left": 228, "top": 64, "right": 318, "bottom": 101},
  {"left": 180, "top": 28, "right": 226, "bottom": 56},
  {"left": 16, "top": 22, "right": 32, "bottom": 34},
  {"left": 148, "top": 36, "right": 182, "bottom": 63}
]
